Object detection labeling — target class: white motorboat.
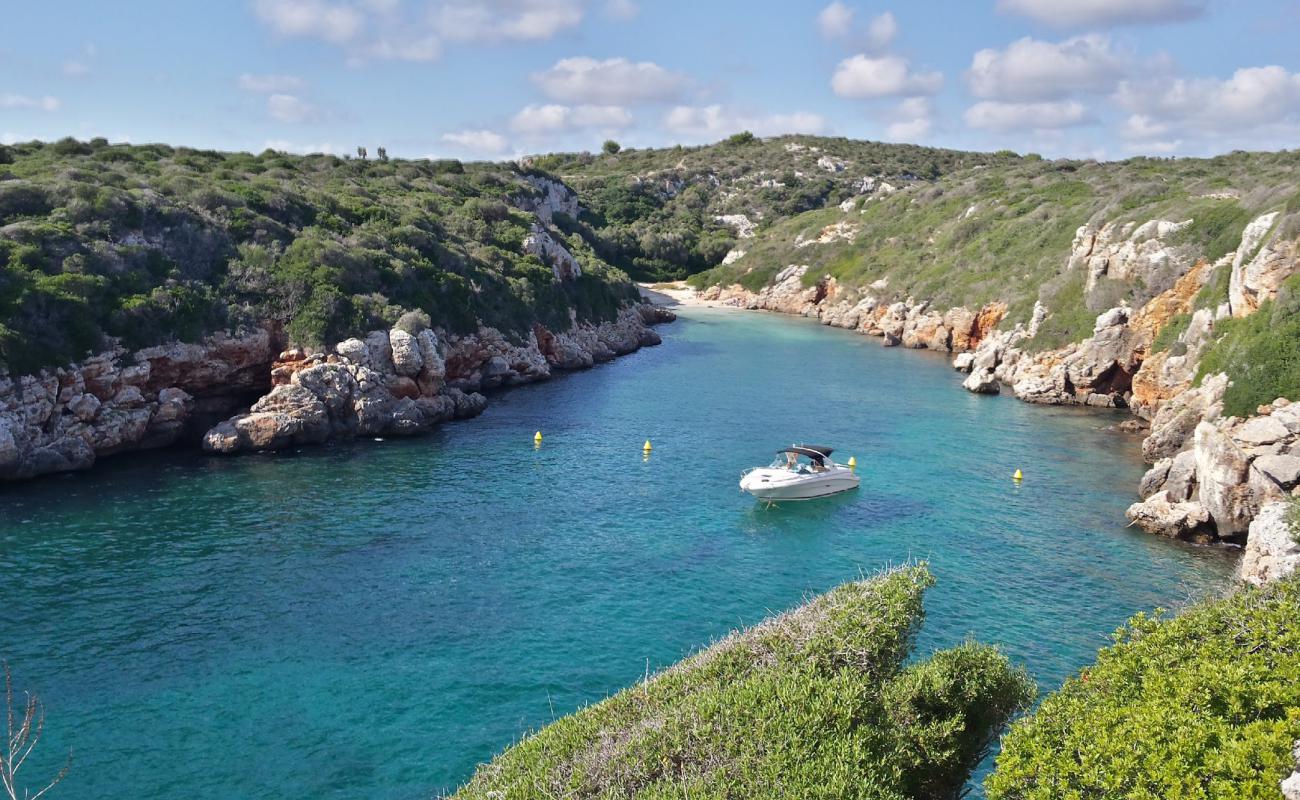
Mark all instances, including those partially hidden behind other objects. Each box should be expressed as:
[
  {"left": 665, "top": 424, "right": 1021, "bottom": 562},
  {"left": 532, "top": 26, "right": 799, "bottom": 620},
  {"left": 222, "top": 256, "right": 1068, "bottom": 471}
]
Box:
[{"left": 739, "top": 445, "right": 860, "bottom": 501}]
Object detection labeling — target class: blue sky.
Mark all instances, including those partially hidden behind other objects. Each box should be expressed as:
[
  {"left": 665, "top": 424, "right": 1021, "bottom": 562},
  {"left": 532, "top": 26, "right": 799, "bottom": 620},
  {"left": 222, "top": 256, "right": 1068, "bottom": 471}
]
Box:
[{"left": 3, "top": 0, "right": 1299, "bottom": 160}]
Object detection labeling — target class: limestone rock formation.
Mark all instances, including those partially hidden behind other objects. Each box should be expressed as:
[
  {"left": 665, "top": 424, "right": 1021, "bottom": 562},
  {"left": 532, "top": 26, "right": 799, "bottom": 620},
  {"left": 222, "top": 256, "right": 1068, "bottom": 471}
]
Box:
[
  {"left": 1229, "top": 211, "right": 1296, "bottom": 317},
  {"left": 202, "top": 304, "right": 667, "bottom": 457},
  {"left": 1239, "top": 502, "right": 1300, "bottom": 586},
  {"left": 1125, "top": 491, "right": 1213, "bottom": 541},
  {"left": 0, "top": 329, "right": 273, "bottom": 480},
  {"left": 963, "top": 368, "right": 1000, "bottom": 394}
]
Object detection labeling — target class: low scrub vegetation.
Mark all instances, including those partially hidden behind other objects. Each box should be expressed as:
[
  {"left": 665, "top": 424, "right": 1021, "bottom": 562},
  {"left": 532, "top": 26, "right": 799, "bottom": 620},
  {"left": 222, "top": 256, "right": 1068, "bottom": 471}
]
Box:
[
  {"left": 1196, "top": 273, "right": 1300, "bottom": 417},
  {"left": 987, "top": 577, "right": 1300, "bottom": 799},
  {"left": 688, "top": 150, "right": 1300, "bottom": 351},
  {"left": 452, "top": 564, "right": 1035, "bottom": 800},
  {"left": 0, "top": 139, "right": 637, "bottom": 374}
]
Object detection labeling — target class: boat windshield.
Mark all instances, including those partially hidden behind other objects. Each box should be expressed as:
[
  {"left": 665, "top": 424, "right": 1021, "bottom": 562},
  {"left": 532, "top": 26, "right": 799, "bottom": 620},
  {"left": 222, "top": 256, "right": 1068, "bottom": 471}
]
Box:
[{"left": 770, "top": 452, "right": 825, "bottom": 474}]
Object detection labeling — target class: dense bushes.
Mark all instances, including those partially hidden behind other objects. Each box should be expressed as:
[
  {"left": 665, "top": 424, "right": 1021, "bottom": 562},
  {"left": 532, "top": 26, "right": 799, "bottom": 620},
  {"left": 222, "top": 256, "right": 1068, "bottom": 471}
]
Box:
[
  {"left": 543, "top": 134, "right": 1012, "bottom": 282},
  {"left": 688, "top": 150, "right": 1300, "bottom": 346},
  {"left": 452, "top": 565, "right": 1035, "bottom": 800},
  {"left": 987, "top": 577, "right": 1300, "bottom": 799},
  {"left": 0, "top": 139, "right": 639, "bottom": 374},
  {"left": 1196, "top": 273, "right": 1300, "bottom": 417}
]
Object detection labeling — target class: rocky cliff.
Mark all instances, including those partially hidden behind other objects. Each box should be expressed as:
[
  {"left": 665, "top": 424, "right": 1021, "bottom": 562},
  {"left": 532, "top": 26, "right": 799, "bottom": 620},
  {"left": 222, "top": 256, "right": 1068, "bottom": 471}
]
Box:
[
  {"left": 202, "top": 304, "right": 670, "bottom": 455},
  {"left": 0, "top": 304, "right": 672, "bottom": 480},
  {"left": 693, "top": 207, "right": 1300, "bottom": 571}
]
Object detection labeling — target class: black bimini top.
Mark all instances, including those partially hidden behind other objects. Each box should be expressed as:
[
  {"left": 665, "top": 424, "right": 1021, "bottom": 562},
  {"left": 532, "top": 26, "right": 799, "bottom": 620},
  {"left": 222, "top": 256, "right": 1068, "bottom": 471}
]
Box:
[{"left": 778, "top": 445, "right": 834, "bottom": 461}]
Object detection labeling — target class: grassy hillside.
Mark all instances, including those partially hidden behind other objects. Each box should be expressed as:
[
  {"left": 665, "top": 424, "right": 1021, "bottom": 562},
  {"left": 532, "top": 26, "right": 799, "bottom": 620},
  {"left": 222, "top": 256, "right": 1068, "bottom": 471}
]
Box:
[
  {"left": 987, "top": 576, "right": 1300, "bottom": 799},
  {"left": 532, "top": 134, "right": 1015, "bottom": 282},
  {"left": 0, "top": 138, "right": 637, "bottom": 374},
  {"left": 689, "top": 150, "right": 1300, "bottom": 350},
  {"left": 452, "top": 565, "right": 1035, "bottom": 800}
]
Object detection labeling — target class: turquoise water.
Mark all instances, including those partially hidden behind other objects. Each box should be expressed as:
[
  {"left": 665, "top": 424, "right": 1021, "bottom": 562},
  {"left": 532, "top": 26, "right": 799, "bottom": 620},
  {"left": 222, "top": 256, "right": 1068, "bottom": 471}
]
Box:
[{"left": 0, "top": 308, "right": 1234, "bottom": 798}]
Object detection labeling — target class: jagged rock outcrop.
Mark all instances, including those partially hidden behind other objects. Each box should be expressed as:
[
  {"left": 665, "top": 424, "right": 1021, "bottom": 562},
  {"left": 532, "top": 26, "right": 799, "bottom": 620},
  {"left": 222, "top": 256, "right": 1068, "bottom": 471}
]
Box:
[
  {"left": 1230, "top": 211, "right": 1294, "bottom": 317},
  {"left": 0, "top": 329, "right": 273, "bottom": 480},
  {"left": 1129, "top": 399, "right": 1300, "bottom": 542},
  {"left": 515, "top": 175, "right": 580, "bottom": 224},
  {"left": 1239, "top": 501, "right": 1300, "bottom": 586},
  {"left": 522, "top": 223, "right": 582, "bottom": 280},
  {"left": 1125, "top": 491, "right": 1213, "bottom": 541},
  {"left": 202, "top": 304, "right": 670, "bottom": 456},
  {"left": 1070, "top": 218, "right": 1194, "bottom": 304}
]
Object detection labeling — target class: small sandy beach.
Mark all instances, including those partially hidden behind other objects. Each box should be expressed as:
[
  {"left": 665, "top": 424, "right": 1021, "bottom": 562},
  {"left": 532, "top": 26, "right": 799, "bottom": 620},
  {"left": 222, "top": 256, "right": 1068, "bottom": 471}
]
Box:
[{"left": 637, "top": 281, "right": 732, "bottom": 308}]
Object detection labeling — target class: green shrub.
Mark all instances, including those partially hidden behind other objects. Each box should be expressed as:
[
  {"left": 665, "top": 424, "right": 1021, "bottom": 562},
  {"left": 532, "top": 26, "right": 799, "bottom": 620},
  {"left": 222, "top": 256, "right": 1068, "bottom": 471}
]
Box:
[
  {"left": 1150, "top": 312, "right": 1192, "bottom": 353},
  {"left": 452, "top": 565, "right": 1035, "bottom": 800},
  {"left": 0, "top": 141, "right": 647, "bottom": 371},
  {"left": 1176, "top": 202, "right": 1254, "bottom": 262},
  {"left": 987, "top": 577, "right": 1300, "bottom": 800},
  {"left": 1196, "top": 273, "right": 1300, "bottom": 416}
]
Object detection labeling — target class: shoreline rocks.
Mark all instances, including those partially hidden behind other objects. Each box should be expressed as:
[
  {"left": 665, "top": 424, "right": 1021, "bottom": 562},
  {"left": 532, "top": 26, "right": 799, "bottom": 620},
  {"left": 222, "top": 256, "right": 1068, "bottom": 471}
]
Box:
[
  {"left": 0, "top": 303, "right": 673, "bottom": 479},
  {"left": 202, "top": 303, "right": 671, "bottom": 455}
]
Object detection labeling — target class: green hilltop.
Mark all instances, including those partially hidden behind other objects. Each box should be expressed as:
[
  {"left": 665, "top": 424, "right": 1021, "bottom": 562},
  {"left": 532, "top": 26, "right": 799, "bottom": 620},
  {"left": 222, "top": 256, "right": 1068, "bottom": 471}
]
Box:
[{"left": 0, "top": 138, "right": 637, "bottom": 374}]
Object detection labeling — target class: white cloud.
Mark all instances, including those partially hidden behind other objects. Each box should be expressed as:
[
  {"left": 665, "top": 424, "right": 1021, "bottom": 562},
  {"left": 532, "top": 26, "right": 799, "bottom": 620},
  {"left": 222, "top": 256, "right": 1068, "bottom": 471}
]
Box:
[
  {"left": 818, "top": 4, "right": 896, "bottom": 51},
  {"left": 440, "top": 129, "right": 509, "bottom": 153},
  {"left": 964, "top": 100, "right": 1091, "bottom": 130},
  {"left": 885, "top": 97, "right": 933, "bottom": 141},
  {"left": 253, "top": 0, "right": 363, "bottom": 43},
  {"left": 239, "top": 73, "right": 305, "bottom": 93},
  {"left": 364, "top": 35, "right": 440, "bottom": 61},
  {"left": 831, "top": 55, "right": 942, "bottom": 98},
  {"left": 252, "top": 0, "right": 587, "bottom": 64},
  {"left": 817, "top": 2, "right": 854, "bottom": 39},
  {"left": 1115, "top": 65, "right": 1300, "bottom": 135},
  {"left": 663, "top": 105, "right": 827, "bottom": 139},
  {"left": 998, "top": 0, "right": 1203, "bottom": 27},
  {"left": 267, "top": 93, "right": 317, "bottom": 123},
  {"left": 604, "top": 0, "right": 638, "bottom": 19},
  {"left": 0, "top": 95, "right": 60, "bottom": 112},
  {"left": 433, "top": 0, "right": 584, "bottom": 42},
  {"left": 510, "top": 103, "right": 633, "bottom": 134},
  {"left": 62, "top": 61, "right": 90, "bottom": 77},
  {"left": 865, "top": 12, "right": 898, "bottom": 51},
  {"left": 532, "top": 57, "right": 689, "bottom": 105},
  {"left": 967, "top": 35, "right": 1127, "bottom": 101}
]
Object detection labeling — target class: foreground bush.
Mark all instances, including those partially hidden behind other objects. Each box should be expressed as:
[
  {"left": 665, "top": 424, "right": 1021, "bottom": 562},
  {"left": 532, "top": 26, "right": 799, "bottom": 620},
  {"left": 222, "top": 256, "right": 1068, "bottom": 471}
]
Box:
[
  {"left": 987, "top": 577, "right": 1300, "bottom": 799},
  {"left": 452, "top": 565, "right": 1035, "bottom": 799}
]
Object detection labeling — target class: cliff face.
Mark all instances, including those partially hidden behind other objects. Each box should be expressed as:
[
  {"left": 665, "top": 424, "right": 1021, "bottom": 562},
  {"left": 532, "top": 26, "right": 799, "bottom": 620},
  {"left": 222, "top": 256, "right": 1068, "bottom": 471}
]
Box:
[
  {"left": 202, "top": 304, "right": 670, "bottom": 455},
  {"left": 694, "top": 208, "right": 1300, "bottom": 562},
  {"left": 0, "top": 304, "right": 672, "bottom": 479},
  {"left": 0, "top": 330, "right": 274, "bottom": 480}
]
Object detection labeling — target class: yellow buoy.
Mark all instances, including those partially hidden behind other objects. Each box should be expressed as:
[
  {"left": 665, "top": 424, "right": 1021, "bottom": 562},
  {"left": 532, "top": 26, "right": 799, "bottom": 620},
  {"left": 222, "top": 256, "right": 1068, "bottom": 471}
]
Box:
[
  {"left": 534, "top": 431, "right": 543, "bottom": 444},
  {"left": 847, "top": 456, "right": 857, "bottom": 471},
  {"left": 643, "top": 439, "right": 653, "bottom": 452},
  {"left": 1013, "top": 468, "right": 1023, "bottom": 481}
]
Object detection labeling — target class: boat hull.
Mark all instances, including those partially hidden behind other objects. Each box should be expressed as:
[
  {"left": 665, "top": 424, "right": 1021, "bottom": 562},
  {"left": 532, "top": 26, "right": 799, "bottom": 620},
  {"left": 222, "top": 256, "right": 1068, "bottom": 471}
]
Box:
[{"left": 739, "top": 468, "right": 860, "bottom": 501}]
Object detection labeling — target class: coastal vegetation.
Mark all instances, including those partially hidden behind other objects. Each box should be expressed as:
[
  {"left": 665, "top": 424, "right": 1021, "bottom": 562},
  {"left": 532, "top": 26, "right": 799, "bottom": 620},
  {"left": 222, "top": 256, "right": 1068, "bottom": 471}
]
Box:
[
  {"left": 1196, "top": 273, "right": 1300, "bottom": 417},
  {"left": 0, "top": 138, "right": 637, "bottom": 375},
  {"left": 452, "top": 565, "right": 1035, "bottom": 799},
  {"left": 686, "top": 149, "right": 1300, "bottom": 352},
  {"left": 539, "top": 135, "right": 1011, "bottom": 282},
  {"left": 987, "top": 577, "right": 1300, "bottom": 798}
]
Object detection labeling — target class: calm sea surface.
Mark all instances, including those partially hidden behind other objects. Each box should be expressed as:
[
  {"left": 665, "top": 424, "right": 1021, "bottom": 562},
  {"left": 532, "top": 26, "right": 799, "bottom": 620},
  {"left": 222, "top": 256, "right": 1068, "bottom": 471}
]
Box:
[{"left": 0, "top": 307, "right": 1234, "bottom": 798}]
